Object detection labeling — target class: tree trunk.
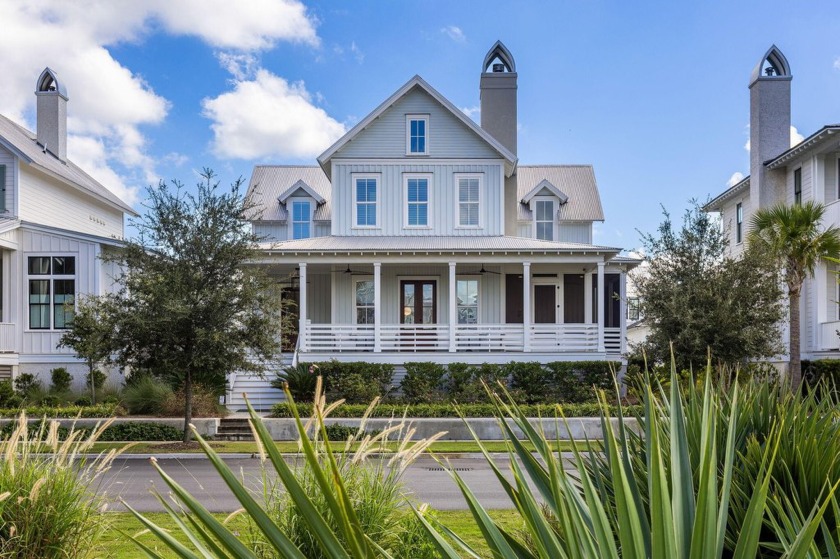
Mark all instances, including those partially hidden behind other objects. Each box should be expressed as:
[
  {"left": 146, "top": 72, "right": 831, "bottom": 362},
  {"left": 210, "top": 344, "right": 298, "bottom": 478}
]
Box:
[
  {"left": 789, "top": 287, "right": 802, "bottom": 390},
  {"left": 183, "top": 369, "right": 193, "bottom": 443}
]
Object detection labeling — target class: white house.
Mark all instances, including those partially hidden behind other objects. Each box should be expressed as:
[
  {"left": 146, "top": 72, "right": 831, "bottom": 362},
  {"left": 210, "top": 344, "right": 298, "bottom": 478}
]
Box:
[
  {"left": 0, "top": 68, "right": 135, "bottom": 388},
  {"left": 238, "top": 42, "right": 640, "bottom": 407},
  {"left": 705, "top": 46, "right": 840, "bottom": 364}
]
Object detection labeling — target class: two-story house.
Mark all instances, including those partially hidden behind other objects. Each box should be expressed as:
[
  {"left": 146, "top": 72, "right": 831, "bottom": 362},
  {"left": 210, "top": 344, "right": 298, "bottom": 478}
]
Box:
[
  {"left": 0, "top": 68, "right": 135, "bottom": 388},
  {"left": 238, "top": 42, "right": 639, "bottom": 408},
  {"left": 705, "top": 46, "right": 840, "bottom": 366}
]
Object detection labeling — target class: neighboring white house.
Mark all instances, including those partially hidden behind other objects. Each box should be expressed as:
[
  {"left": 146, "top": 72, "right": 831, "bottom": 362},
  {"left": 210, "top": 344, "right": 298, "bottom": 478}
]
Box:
[
  {"left": 705, "top": 46, "right": 840, "bottom": 364},
  {"left": 0, "top": 68, "right": 136, "bottom": 388},
  {"left": 237, "top": 42, "right": 640, "bottom": 407}
]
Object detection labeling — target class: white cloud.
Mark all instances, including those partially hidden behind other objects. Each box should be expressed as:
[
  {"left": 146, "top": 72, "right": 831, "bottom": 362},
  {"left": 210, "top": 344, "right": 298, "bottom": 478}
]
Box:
[
  {"left": 743, "top": 125, "right": 805, "bottom": 152},
  {"left": 0, "top": 0, "right": 318, "bottom": 206},
  {"left": 203, "top": 69, "right": 346, "bottom": 160},
  {"left": 727, "top": 171, "right": 745, "bottom": 187},
  {"left": 350, "top": 42, "right": 365, "bottom": 64},
  {"left": 216, "top": 52, "right": 260, "bottom": 81},
  {"left": 441, "top": 26, "right": 466, "bottom": 43},
  {"left": 461, "top": 105, "right": 480, "bottom": 121},
  {"left": 834, "top": 57, "right": 840, "bottom": 71}
]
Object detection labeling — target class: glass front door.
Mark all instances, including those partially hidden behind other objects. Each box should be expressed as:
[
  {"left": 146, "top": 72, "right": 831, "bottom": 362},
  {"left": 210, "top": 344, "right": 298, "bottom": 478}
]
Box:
[{"left": 400, "top": 280, "right": 436, "bottom": 324}]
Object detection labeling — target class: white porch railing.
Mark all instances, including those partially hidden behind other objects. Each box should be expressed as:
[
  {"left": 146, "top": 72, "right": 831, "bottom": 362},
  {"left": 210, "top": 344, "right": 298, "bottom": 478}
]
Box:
[
  {"left": 0, "top": 324, "right": 15, "bottom": 353},
  {"left": 380, "top": 324, "right": 450, "bottom": 352},
  {"left": 455, "top": 324, "right": 524, "bottom": 352},
  {"left": 304, "top": 324, "right": 374, "bottom": 352},
  {"left": 530, "top": 324, "right": 599, "bottom": 352},
  {"left": 819, "top": 321, "right": 840, "bottom": 350}
]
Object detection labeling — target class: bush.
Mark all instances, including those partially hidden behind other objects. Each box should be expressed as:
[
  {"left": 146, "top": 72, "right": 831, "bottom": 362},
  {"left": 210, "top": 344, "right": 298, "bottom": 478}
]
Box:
[
  {"left": 14, "top": 373, "right": 41, "bottom": 399},
  {"left": 98, "top": 422, "right": 182, "bottom": 441},
  {"left": 0, "top": 404, "right": 119, "bottom": 418},
  {"left": 161, "top": 384, "right": 225, "bottom": 417},
  {"left": 86, "top": 369, "right": 107, "bottom": 391},
  {"left": 74, "top": 396, "right": 92, "bottom": 407},
  {"left": 323, "top": 423, "right": 382, "bottom": 442},
  {"left": 400, "top": 362, "right": 448, "bottom": 404},
  {"left": 122, "top": 375, "right": 173, "bottom": 415},
  {"left": 0, "top": 380, "right": 21, "bottom": 409},
  {"left": 272, "top": 401, "right": 633, "bottom": 419},
  {"left": 50, "top": 367, "right": 72, "bottom": 393},
  {"left": 314, "top": 361, "right": 394, "bottom": 404},
  {"left": 271, "top": 363, "right": 319, "bottom": 402},
  {"left": 445, "top": 362, "right": 509, "bottom": 403},
  {"left": 803, "top": 358, "right": 840, "bottom": 400},
  {"left": 545, "top": 361, "right": 616, "bottom": 403}
]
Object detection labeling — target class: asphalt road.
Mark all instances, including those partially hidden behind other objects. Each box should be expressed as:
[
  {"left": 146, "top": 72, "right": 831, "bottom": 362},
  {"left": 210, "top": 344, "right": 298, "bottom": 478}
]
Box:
[{"left": 99, "top": 455, "right": 537, "bottom": 513}]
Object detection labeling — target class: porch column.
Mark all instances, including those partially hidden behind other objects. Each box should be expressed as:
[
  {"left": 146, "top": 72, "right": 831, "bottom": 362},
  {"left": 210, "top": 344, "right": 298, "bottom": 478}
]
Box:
[
  {"left": 597, "top": 262, "right": 605, "bottom": 353},
  {"left": 298, "top": 263, "right": 308, "bottom": 352},
  {"left": 523, "top": 262, "right": 531, "bottom": 352},
  {"left": 448, "top": 262, "right": 457, "bottom": 352},
  {"left": 374, "top": 262, "right": 382, "bottom": 352},
  {"left": 584, "top": 269, "right": 593, "bottom": 323},
  {"left": 619, "top": 269, "right": 627, "bottom": 354}
]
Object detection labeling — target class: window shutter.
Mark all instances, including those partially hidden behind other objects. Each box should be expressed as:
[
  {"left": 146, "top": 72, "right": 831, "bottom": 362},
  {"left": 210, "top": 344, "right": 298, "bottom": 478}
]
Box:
[{"left": 0, "top": 165, "right": 5, "bottom": 213}]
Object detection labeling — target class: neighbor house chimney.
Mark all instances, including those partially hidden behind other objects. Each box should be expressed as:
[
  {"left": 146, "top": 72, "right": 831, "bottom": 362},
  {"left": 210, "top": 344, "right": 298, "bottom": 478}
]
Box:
[
  {"left": 480, "top": 41, "right": 517, "bottom": 156},
  {"left": 749, "top": 46, "right": 791, "bottom": 211},
  {"left": 35, "top": 67, "right": 68, "bottom": 162}
]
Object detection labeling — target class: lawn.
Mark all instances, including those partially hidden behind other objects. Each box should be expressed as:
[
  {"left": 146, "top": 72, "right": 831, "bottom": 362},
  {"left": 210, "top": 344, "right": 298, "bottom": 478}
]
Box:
[{"left": 100, "top": 510, "right": 523, "bottom": 558}]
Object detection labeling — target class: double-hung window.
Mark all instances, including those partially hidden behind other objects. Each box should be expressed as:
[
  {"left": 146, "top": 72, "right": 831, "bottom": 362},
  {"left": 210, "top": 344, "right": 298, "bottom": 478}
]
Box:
[
  {"left": 627, "top": 297, "right": 641, "bottom": 321},
  {"left": 354, "top": 279, "right": 375, "bottom": 324},
  {"left": 456, "top": 279, "right": 479, "bottom": 324},
  {"left": 405, "top": 175, "right": 430, "bottom": 227},
  {"left": 535, "top": 199, "right": 554, "bottom": 241},
  {"left": 28, "top": 256, "right": 75, "bottom": 330},
  {"left": 794, "top": 168, "right": 802, "bottom": 205},
  {"left": 354, "top": 177, "right": 378, "bottom": 227},
  {"left": 736, "top": 202, "right": 743, "bottom": 244},
  {"left": 291, "top": 201, "right": 311, "bottom": 239},
  {"left": 457, "top": 175, "right": 480, "bottom": 227},
  {"left": 406, "top": 115, "right": 428, "bottom": 155}
]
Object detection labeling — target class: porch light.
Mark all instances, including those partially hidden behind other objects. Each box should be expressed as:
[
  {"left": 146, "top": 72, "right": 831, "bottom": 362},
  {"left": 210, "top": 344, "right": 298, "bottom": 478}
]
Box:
[{"left": 403, "top": 307, "right": 411, "bottom": 316}]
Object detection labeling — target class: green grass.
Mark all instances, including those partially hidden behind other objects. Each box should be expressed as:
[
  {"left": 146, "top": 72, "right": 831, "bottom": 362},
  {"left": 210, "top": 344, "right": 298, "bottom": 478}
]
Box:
[
  {"left": 90, "top": 439, "right": 593, "bottom": 454},
  {"left": 101, "top": 510, "right": 523, "bottom": 558}
]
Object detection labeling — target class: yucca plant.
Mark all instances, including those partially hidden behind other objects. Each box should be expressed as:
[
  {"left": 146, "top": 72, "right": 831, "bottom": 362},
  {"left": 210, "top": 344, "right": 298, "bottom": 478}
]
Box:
[{"left": 0, "top": 412, "right": 123, "bottom": 558}]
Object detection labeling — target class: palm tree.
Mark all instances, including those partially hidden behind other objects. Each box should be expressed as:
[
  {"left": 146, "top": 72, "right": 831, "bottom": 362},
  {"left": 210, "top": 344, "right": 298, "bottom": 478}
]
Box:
[{"left": 750, "top": 201, "right": 840, "bottom": 389}]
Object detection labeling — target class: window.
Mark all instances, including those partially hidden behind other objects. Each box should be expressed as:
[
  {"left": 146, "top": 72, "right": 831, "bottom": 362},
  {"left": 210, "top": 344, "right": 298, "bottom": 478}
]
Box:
[
  {"left": 794, "top": 167, "right": 802, "bottom": 205},
  {"left": 354, "top": 279, "right": 375, "bottom": 324},
  {"left": 0, "top": 165, "right": 5, "bottom": 213},
  {"left": 456, "top": 279, "right": 479, "bottom": 324},
  {"left": 627, "top": 297, "right": 641, "bottom": 321},
  {"left": 457, "top": 175, "right": 480, "bottom": 227},
  {"left": 28, "top": 256, "right": 75, "bottom": 330},
  {"left": 291, "top": 201, "right": 311, "bottom": 240},
  {"left": 736, "top": 202, "right": 743, "bottom": 244},
  {"left": 535, "top": 200, "right": 554, "bottom": 241},
  {"left": 406, "top": 115, "right": 428, "bottom": 155},
  {"left": 354, "top": 177, "right": 378, "bottom": 227},
  {"left": 405, "top": 176, "right": 430, "bottom": 227}
]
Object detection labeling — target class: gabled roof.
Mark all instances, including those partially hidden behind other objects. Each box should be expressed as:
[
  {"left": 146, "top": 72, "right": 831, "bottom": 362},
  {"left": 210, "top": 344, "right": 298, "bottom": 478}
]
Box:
[
  {"left": 0, "top": 114, "right": 136, "bottom": 215},
  {"left": 765, "top": 125, "right": 840, "bottom": 169},
  {"left": 278, "top": 179, "right": 326, "bottom": 205},
  {"left": 521, "top": 178, "right": 569, "bottom": 205},
  {"left": 516, "top": 166, "right": 604, "bottom": 222},
  {"left": 317, "top": 75, "right": 518, "bottom": 178},
  {"left": 704, "top": 175, "right": 750, "bottom": 212},
  {"left": 245, "top": 166, "right": 331, "bottom": 222}
]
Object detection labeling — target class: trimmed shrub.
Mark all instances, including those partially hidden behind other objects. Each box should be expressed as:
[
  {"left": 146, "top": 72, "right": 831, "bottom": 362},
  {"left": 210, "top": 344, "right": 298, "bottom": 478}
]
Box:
[
  {"left": 400, "top": 362, "right": 448, "bottom": 404},
  {"left": 122, "top": 375, "right": 173, "bottom": 415},
  {"left": 314, "top": 361, "right": 394, "bottom": 404},
  {"left": 507, "top": 361, "right": 548, "bottom": 403},
  {"left": 545, "top": 361, "right": 617, "bottom": 403},
  {"left": 0, "top": 404, "right": 119, "bottom": 418},
  {"left": 98, "top": 422, "right": 182, "bottom": 441},
  {"left": 86, "top": 369, "right": 107, "bottom": 391},
  {"left": 14, "top": 373, "right": 41, "bottom": 399},
  {"left": 0, "top": 380, "right": 21, "bottom": 409},
  {"left": 50, "top": 367, "right": 73, "bottom": 393},
  {"left": 445, "top": 362, "right": 509, "bottom": 403},
  {"left": 323, "top": 423, "right": 382, "bottom": 441},
  {"left": 803, "top": 358, "right": 840, "bottom": 401}
]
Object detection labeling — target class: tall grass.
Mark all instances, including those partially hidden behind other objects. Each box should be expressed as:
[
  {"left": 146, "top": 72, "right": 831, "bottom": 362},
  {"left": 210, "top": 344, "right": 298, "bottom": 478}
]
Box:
[{"left": 0, "top": 413, "right": 124, "bottom": 558}]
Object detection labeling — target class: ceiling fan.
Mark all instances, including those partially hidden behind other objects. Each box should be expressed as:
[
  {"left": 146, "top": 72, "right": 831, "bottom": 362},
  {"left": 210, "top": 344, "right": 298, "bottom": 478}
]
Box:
[
  {"left": 457, "top": 264, "right": 501, "bottom": 276},
  {"left": 331, "top": 265, "right": 368, "bottom": 275}
]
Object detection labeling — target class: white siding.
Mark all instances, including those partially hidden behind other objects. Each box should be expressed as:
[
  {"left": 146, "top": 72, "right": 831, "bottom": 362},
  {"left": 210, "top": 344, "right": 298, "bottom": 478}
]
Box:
[
  {"left": 719, "top": 195, "right": 748, "bottom": 258},
  {"left": 824, "top": 153, "right": 839, "bottom": 204},
  {"left": 332, "top": 163, "right": 503, "bottom": 236},
  {"left": 307, "top": 273, "right": 331, "bottom": 323},
  {"left": 254, "top": 221, "right": 331, "bottom": 242},
  {"left": 557, "top": 223, "right": 593, "bottom": 244},
  {"left": 335, "top": 88, "right": 500, "bottom": 160},
  {"left": 0, "top": 146, "right": 16, "bottom": 216},
  {"left": 787, "top": 159, "right": 812, "bottom": 206},
  {"left": 18, "top": 166, "right": 123, "bottom": 239}
]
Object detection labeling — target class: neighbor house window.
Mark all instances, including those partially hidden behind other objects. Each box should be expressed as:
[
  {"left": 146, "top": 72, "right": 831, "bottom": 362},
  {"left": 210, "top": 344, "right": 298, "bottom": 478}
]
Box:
[
  {"left": 736, "top": 202, "right": 743, "bottom": 244},
  {"left": 405, "top": 176, "right": 430, "bottom": 227},
  {"left": 354, "top": 279, "right": 375, "bottom": 324},
  {"left": 456, "top": 279, "right": 479, "bottom": 324},
  {"left": 457, "top": 175, "right": 480, "bottom": 227},
  {"left": 535, "top": 200, "right": 554, "bottom": 241},
  {"left": 794, "top": 168, "right": 802, "bottom": 205},
  {"left": 406, "top": 115, "right": 428, "bottom": 155},
  {"left": 28, "top": 256, "right": 75, "bottom": 330},
  {"left": 627, "top": 297, "right": 641, "bottom": 321},
  {"left": 0, "top": 165, "right": 6, "bottom": 213},
  {"left": 354, "top": 177, "right": 378, "bottom": 227},
  {"left": 291, "top": 201, "right": 311, "bottom": 240}
]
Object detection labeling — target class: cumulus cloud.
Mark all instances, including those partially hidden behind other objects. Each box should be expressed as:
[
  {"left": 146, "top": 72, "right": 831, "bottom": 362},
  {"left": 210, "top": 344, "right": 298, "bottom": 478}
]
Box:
[
  {"left": 743, "top": 125, "right": 805, "bottom": 152},
  {"left": 0, "top": 0, "right": 318, "bottom": 206},
  {"left": 461, "top": 105, "right": 480, "bottom": 121},
  {"left": 727, "top": 171, "right": 745, "bottom": 187},
  {"left": 203, "top": 70, "right": 346, "bottom": 160},
  {"left": 441, "top": 26, "right": 466, "bottom": 43},
  {"left": 834, "top": 57, "right": 840, "bottom": 71}
]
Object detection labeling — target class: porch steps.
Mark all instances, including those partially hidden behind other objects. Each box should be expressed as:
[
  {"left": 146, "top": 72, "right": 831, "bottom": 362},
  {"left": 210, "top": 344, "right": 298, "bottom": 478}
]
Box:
[{"left": 215, "top": 418, "right": 254, "bottom": 441}]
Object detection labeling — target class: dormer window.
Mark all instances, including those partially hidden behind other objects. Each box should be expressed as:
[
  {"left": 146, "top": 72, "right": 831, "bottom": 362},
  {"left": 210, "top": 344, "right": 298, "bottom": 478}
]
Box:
[
  {"left": 406, "top": 115, "right": 429, "bottom": 155},
  {"left": 535, "top": 199, "right": 554, "bottom": 241},
  {"left": 291, "top": 200, "right": 311, "bottom": 239}
]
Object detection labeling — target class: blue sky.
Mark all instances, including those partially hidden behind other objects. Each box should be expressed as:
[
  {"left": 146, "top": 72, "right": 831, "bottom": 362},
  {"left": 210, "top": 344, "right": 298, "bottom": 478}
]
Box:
[{"left": 2, "top": 1, "right": 840, "bottom": 251}]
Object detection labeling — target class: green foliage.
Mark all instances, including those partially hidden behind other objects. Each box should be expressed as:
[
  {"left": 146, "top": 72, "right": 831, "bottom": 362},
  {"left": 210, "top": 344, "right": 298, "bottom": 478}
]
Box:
[
  {"left": 445, "top": 362, "right": 508, "bottom": 403},
  {"left": 272, "top": 363, "right": 319, "bottom": 402},
  {"left": 0, "top": 380, "right": 21, "bottom": 409},
  {"left": 322, "top": 424, "right": 381, "bottom": 442},
  {"left": 122, "top": 375, "right": 173, "bottom": 415},
  {"left": 399, "top": 362, "right": 448, "bottom": 404},
  {"left": 13, "top": 373, "right": 41, "bottom": 399},
  {"left": 636, "top": 202, "right": 785, "bottom": 368},
  {"left": 86, "top": 369, "right": 106, "bottom": 391},
  {"left": 97, "top": 422, "right": 183, "bottom": 441},
  {"left": 313, "top": 361, "right": 394, "bottom": 404},
  {"left": 803, "top": 358, "right": 840, "bottom": 401},
  {"left": 0, "top": 404, "right": 119, "bottom": 418},
  {"left": 49, "top": 367, "right": 72, "bottom": 393},
  {"left": 58, "top": 295, "right": 114, "bottom": 405},
  {"left": 0, "top": 414, "right": 121, "bottom": 558},
  {"left": 272, "top": 401, "right": 631, "bottom": 419}
]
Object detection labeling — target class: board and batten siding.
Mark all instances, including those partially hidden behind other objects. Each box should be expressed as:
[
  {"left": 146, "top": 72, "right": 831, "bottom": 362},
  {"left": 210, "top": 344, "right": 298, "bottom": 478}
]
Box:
[
  {"left": 0, "top": 146, "right": 16, "bottom": 216},
  {"left": 18, "top": 166, "right": 124, "bottom": 240},
  {"left": 332, "top": 163, "right": 503, "bottom": 236},
  {"left": 516, "top": 221, "right": 593, "bottom": 243},
  {"left": 253, "top": 220, "right": 331, "bottom": 242},
  {"left": 334, "top": 88, "right": 500, "bottom": 160},
  {"left": 787, "top": 159, "right": 812, "bottom": 207}
]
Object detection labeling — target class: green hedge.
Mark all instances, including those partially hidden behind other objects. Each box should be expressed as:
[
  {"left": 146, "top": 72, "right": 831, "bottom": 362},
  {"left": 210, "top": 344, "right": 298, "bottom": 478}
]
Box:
[
  {"left": 1, "top": 420, "right": 182, "bottom": 441},
  {"left": 305, "top": 361, "right": 395, "bottom": 404},
  {"left": 271, "top": 401, "right": 639, "bottom": 419},
  {"left": 803, "top": 359, "right": 840, "bottom": 400},
  {"left": 0, "top": 404, "right": 120, "bottom": 418}
]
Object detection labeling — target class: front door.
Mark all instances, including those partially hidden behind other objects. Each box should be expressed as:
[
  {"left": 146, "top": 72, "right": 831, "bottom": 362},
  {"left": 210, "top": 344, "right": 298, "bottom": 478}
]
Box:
[
  {"left": 400, "top": 280, "right": 437, "bottom": 324},
  {"left": 534, "top": 284, "right": 557, "bottom": 324}
]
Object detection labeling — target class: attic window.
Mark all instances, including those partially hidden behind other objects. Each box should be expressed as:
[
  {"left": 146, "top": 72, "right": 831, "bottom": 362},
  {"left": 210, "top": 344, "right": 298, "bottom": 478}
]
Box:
[{"left": 406, "top": 115, "right": 428, "bottom": 155}]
